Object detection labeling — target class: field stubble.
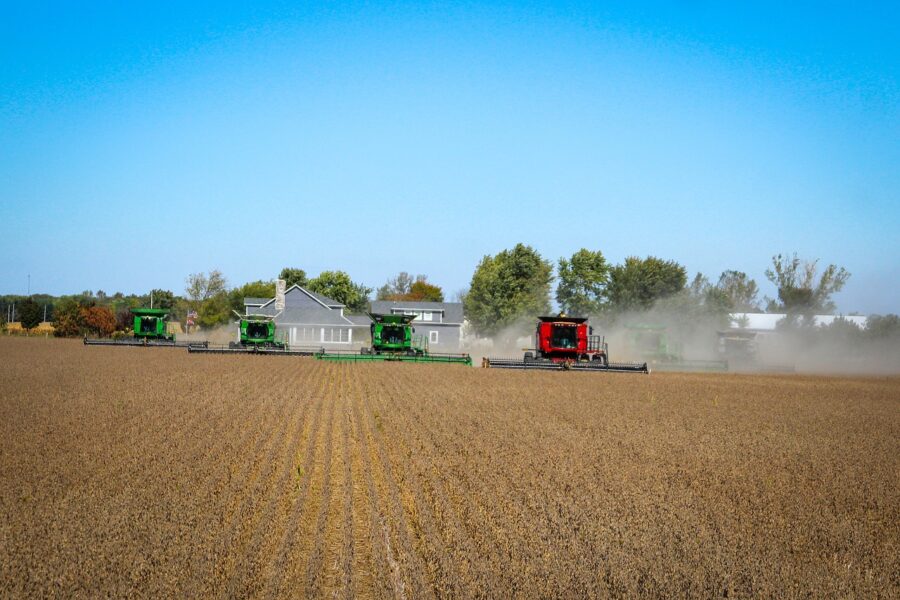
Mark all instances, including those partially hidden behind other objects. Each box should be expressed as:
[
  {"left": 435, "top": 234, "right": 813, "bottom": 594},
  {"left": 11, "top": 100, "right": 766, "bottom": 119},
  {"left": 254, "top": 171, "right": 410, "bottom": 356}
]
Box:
[{"left": 0, "top": 337, "right": 897, "bottom": 598}]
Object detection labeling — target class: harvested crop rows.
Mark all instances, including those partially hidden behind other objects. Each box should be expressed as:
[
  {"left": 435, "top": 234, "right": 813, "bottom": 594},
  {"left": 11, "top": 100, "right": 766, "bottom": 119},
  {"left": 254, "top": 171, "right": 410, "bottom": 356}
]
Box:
[{"left": 1, "top": 337, "right": 898, "bottom": 598}]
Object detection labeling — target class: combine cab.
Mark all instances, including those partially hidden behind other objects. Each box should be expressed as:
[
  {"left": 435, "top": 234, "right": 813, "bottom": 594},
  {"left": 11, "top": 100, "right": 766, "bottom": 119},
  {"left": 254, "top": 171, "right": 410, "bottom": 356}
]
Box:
[
  {"left": 483, "top": 316, "right": 649, "bottom": 373},
  {"left": 188, "top": 313, "right": 316, "bottom": 356},
  {"left": 316, "top": 313, "right": 471, "bottom": 365},
  {"left": 84, "top": 308, "right": 208, "bottom": 348}
]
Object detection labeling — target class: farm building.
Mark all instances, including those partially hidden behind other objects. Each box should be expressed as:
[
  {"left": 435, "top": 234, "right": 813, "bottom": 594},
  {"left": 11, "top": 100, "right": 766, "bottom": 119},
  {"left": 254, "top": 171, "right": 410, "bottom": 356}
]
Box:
[
  {"left": 728, "top": 312, "right": 868, "bottom": 331},
  {"left": 244, "top": 285, "right": 370, "bottom": 348},
  {"left": 369, "top": 300, "right": 464, "bottom": 350}
]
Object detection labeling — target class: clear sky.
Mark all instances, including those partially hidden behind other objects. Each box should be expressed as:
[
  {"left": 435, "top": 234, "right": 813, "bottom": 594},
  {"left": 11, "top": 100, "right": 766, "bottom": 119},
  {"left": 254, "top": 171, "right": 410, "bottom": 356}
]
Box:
[{"left": 2, "top": 1, "right": 898, "bottom": 313}]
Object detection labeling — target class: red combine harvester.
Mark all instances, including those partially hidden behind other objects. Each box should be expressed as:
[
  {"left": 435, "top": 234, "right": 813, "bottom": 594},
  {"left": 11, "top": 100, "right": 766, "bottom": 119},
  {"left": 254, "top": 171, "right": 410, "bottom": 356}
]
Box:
[{"left": 482, "top": 315, "right": 649, "bottom": 373}]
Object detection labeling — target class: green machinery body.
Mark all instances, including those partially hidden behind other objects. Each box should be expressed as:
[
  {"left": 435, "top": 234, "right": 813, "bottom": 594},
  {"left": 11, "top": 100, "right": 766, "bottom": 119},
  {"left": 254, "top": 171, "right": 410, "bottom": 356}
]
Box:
[
  {"left": 624, "top": 324, "right": 727, "bottom": 372},
  {"left": 370, "top": 313, "right": 425, "bottom": 354},
  {"left": 132, "top": 307, "right": 175, "bottom": 342},
  {"left": 84, "top": 307, "right": 208, "bottom": 347},
  {"left": 235, "top": 314, "right": 285, "bottom": 349},
  {"left": 188, "top": 313, "right": 312, "bottom": 355},
  {"left": 316, "top": 313, "right": 471, "bottom": 365}
]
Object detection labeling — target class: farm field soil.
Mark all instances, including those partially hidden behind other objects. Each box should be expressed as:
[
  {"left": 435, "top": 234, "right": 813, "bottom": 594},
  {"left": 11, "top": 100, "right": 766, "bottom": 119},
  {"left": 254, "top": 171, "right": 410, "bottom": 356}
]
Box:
[{"left": 0, "top": 336, "right": 898, "bottom": 598}]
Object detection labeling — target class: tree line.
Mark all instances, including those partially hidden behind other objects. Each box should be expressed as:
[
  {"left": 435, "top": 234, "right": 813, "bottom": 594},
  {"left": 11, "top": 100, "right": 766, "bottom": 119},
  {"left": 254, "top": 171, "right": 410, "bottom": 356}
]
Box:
[
  {"left": 462, "top": 245, "right": 853, "bottom": 337},
  {"left": 2, "top": 248, "right": 893, "bottom": 341}
]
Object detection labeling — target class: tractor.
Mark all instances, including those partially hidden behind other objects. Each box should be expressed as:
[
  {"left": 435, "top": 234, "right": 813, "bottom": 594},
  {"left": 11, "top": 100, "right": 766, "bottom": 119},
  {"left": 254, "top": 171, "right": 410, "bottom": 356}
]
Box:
[{"left": 483, "top": 315, "right": 649, "bottom": 373}]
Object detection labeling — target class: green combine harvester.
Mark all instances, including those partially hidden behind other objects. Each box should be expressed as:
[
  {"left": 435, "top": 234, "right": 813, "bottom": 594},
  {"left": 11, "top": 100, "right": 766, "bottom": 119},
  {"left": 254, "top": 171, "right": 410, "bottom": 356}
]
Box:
[
  {"left": 188, "top": 312, "right": 316, "bottom": 355},
  {"left": 316, "top": 313, "right": 471, "bottom": 365},
  {"left": 623, "top": 324, "right": 727, "bottom": 372},
  {"left": 84, "top": 307, "right": 208, "bottom": 348}
]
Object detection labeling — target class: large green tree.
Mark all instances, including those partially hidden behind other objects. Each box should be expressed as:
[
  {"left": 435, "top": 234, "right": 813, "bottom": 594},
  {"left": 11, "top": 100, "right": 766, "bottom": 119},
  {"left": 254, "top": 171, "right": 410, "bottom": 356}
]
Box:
[
  {"left": 197, "top": 293, "right": 231, "bottom": 328},
  {"left": 865, "top": 314, "right": 900, "bottom": 340},
  {"left": 186, "top": 270, "right": 227, "bottom": 304},
  {"left": 307, "top": 271, "right": 372, "bottom": 314},
  {"left": 683, "top": 273, "right": 733, "bottom": 320},
  {"left": 715, "top": 270, "right": 760, "bottom": 312},
  {"left": 606, "top": 256, "right": 687, "bottom": 311},
  {"left": 229, "top": 280, "right": 277, "bottom": 314},
  {"left": 186, "top": 270, "right": 230, "bottom": 327},
  {"left": 464, "top": 243, "right": 553, "bottom": 336},
  {"left": 279, "top": 267, "right": 308, "bottom": 288},
  {"left": 142, "top": 289, "right": 176, "bottom": 309},
  {"left": 555, "top": 249, "right": 610, "bottom": 316},
  {"left": 18, "top": 298, "right": 43, "bottom": 329},
  {"left": 765, "top": 253, "right": 850, "bottom": 317}
]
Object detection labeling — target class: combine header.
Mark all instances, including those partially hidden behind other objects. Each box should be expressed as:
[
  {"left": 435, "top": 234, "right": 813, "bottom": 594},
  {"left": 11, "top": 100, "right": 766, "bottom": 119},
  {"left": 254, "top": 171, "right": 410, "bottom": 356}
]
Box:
[
  {"left": 316, "top": 313, "right": 471, "bottom": 365},
  {"left": 84, "top": 308, "right": 208, "bottom": 348},
  {"left": 188, "top": 313, "right": 316, "bottom": 356},
  {"left": 482, "top": 316, "right": 649, "bottom": 373}
]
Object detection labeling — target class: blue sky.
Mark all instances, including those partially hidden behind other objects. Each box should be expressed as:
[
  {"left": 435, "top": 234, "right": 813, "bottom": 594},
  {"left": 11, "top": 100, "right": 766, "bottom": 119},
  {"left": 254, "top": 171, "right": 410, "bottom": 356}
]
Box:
[{"left": 2, "top": 1, "right": 898, "bottom": 313}]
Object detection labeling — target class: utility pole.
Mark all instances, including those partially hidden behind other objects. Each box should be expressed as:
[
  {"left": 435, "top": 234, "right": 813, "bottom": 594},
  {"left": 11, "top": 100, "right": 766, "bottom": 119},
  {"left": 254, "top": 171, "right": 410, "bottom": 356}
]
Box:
[
  {"left": 27, "top": 274, "right": 30, "bottom": 296},
  {"left": 151, "top": 290, "right": 154, "bottom": 309},
  {"left": 43, "top": 304, "right": 47, "bottom": 323}
]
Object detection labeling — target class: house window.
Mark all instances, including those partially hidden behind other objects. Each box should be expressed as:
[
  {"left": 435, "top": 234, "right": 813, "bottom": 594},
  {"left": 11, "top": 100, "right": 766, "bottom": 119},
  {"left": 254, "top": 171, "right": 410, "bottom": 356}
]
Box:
[
  {"left": 322, "top": 327, "right": 350, "bottom": 343},
  {"left": 294, "top": 327, "right": 317, "bottom": 342},
  {"left": 429, "top": 330, "right": 439, "bottom": 344},
  {"left": 422, "top": 311, "right": 433, "bottom": 321}
]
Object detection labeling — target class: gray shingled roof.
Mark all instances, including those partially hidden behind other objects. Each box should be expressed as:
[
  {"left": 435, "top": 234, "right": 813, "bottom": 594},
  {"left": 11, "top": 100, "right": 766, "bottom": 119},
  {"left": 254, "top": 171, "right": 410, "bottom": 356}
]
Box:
[
  {"left": 369, "top": 300, "right": 463, "bottom": 324},
  {"left": 245, "top": 285, "right": 344, "bottom": 310},
  {"left": 274, "top": 307, "right": 353, "bottom": 326},
  {"left": 306, "top": 289, "right": 344, "bottom": 308},
  {"left": 346, "top": 314, "right": 374, "bottom": 326}
]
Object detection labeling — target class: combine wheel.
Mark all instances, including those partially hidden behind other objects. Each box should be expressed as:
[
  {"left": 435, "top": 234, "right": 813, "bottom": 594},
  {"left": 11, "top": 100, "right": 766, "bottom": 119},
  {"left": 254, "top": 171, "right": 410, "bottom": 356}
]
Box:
[{"left": 524, "top": 351, "right": 534, "bottom": 362}]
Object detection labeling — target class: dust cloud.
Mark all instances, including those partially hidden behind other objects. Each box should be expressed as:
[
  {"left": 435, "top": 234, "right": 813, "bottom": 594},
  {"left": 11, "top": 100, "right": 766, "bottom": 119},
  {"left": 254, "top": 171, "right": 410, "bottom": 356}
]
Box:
[
  {"left": 178, "top": 325, "right": 237, "bottom": 345},
  {"left": 462, "top": 306, "right": 900, "bottom": 375}
]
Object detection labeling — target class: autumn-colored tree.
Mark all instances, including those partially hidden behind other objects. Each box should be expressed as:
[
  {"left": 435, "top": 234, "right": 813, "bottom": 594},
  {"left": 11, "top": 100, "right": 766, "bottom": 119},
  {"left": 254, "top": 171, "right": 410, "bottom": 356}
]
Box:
[
  {"left": 53, "top": 297, "right": 88, "bottom": 337},
  {"left": 80, "top": 306, "right": 116, "bottom": 337},
  {"left": 407, "top": 279, "right": 444, "bottom": 302}
]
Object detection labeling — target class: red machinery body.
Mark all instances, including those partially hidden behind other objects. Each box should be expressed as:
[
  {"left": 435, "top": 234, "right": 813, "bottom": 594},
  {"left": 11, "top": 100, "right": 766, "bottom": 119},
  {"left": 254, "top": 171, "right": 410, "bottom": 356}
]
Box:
[
  {"left": 532, "top": 316, "right": 607, "bottom": 363},
  {"left": 483, "top": 314, "right": 648, "bottom": 373}
]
